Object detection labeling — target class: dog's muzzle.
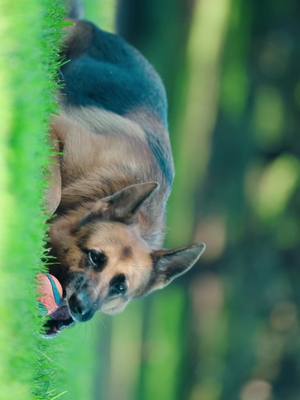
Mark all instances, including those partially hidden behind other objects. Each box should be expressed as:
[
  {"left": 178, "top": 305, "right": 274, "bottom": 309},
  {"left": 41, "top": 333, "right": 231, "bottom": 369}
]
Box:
[
  {"left": 67, "top": 273, "right": 97, "bottom": 322},
  {"left": 68, "top": 291, "right": 96, "bottom": 322}
]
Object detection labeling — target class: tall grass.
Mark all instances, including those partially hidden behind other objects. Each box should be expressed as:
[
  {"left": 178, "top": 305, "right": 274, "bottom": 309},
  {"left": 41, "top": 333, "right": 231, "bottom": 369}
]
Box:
[{"left": 0, "top": 1, "right": 64, "bottom": 399}]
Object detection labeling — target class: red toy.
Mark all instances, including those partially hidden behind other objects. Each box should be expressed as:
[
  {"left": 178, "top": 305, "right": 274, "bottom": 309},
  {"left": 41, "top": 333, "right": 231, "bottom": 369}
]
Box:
[{"left": 37, "top": 273, "right": 63, "bottom": 316}]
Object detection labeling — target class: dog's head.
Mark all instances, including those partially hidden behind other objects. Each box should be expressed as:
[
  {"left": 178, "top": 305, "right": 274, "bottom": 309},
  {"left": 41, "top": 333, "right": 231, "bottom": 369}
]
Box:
[{"left": 46, "top": 182, "right": 205, "bottom": 336}]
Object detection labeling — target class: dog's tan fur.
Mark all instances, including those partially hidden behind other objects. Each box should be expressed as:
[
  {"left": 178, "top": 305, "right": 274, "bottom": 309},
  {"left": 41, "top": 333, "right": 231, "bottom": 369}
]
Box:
[{"left": 50, "top": 109, "right": 168, "bottom": 246}]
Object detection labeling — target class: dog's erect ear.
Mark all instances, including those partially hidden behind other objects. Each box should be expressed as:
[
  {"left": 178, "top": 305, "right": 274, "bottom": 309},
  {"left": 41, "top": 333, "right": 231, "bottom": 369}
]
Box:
[
  {"left": 103, "top": 182, "right": 159, "bottom": 223},
  {"left": 144, "top": 244, "right": 206, "bottom": 294},
  {"left": 46, "top": 133, "right": 62, "bottom": 215}
]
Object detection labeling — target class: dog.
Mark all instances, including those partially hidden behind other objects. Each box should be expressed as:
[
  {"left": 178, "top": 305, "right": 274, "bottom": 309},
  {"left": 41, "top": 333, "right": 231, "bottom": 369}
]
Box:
[{"left": 45, "top": 14, "right": 205, "bottom": 336}]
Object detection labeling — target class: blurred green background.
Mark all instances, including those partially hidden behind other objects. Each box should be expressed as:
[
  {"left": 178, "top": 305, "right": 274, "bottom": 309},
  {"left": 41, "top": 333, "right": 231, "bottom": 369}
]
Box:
[
  {"left": 0, "top": 0, "right": 300, "bottom": 400},
  {"left": 59, "top": 0, "right": 300, "bottom": 399}
]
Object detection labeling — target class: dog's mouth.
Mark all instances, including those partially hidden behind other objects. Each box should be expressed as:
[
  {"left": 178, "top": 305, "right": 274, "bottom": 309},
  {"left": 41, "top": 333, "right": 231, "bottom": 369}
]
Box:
[
  {"left": 43, "top": 302, "right": 76, "bottom": 338},
  {"left": 42, "top": 257, "right": 76, "bottom": 337}
]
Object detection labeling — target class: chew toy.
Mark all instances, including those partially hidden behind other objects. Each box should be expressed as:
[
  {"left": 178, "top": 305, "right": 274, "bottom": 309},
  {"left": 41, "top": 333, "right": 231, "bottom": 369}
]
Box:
[{"left": 37, "top": 273, "right": 63, "bottom": 316}]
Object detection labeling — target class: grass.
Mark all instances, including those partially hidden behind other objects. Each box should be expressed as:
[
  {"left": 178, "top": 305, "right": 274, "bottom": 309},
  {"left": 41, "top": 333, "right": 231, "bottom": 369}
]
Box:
[{"left": 0, "top": 0, "right": 65, "bottom": 399}]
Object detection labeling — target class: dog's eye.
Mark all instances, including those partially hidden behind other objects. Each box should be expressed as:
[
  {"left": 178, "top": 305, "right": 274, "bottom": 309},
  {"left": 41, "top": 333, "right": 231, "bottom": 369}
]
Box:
[
  {"left": 109, "top": 274, "right": 127, "bottom": 297},
  {"left": 87, "top": 250, "right": 107, "bottom": 271}
]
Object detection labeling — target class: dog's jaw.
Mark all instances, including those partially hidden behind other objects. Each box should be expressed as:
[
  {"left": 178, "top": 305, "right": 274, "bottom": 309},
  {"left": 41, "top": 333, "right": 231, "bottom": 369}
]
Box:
[
  {"left": 43, "top": 313, "right": 75, "bottom": 338},
  {"left": 43, "top": 236, "right": 77, "bottom": 337},
  {"left": 41, "top": 271, "right": 76, "bottom": 337}
]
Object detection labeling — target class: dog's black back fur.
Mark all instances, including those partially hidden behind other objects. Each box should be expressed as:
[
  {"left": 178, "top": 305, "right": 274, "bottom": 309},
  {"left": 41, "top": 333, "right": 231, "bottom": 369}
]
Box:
[
  {"left": 61, "top": 23, "right": 167, "bottom": 124},
  {"left": 60, "top": 21, "right": 174, "bottom": 187}
]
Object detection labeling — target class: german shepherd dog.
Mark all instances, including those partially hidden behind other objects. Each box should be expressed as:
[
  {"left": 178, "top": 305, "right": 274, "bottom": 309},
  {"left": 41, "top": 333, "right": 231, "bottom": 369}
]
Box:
[{"left": 45, "top": 7, "right": 205, "bottom": 336}]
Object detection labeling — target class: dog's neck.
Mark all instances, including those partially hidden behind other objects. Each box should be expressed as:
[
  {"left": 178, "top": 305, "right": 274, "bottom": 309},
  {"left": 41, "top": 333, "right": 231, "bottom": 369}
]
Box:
[{"left": 52, "top": 112, "right": 167, "bottom": 248}]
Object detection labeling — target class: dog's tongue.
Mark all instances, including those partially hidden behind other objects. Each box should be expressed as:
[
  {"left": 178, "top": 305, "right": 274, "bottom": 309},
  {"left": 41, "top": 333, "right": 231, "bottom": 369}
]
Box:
[
  {"left": 50, "top": 304, "right": 71, "bottom": 321},
  {"left": 43, "top": 303, "right": 75, "bottom": 337}
]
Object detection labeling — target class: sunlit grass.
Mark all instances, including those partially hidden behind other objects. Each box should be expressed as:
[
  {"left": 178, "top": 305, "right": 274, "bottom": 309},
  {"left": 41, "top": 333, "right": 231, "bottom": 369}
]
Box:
[{"left": 0, "top": 0, "right": 64, "bottom": 399}]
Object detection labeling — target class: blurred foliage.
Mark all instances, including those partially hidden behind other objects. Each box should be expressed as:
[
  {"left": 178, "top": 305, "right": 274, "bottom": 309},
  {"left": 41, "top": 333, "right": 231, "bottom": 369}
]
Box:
[
  {"left": 84, "top": 0, "right": 117, "bottom": 31},
  {"left": 63, "top": 0, "right": 300, "bottom": 399}
]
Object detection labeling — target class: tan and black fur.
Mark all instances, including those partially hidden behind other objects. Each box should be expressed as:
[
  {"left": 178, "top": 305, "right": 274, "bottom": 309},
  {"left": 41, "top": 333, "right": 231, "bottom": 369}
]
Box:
[{"left": 45, "top": 19, "right": 205, "bottom": 336}]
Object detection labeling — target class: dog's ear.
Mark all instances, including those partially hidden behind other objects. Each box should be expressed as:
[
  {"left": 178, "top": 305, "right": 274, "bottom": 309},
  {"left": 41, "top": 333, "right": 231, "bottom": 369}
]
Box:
[
  {"left": 46, "top": 132, "right": 62, "bottom": 215},
  {"left": 103, "top": 182, "right": 159, "bottom": 223},
  {"left": 144, "top": 244, "right": 206, "bottom": 294}
]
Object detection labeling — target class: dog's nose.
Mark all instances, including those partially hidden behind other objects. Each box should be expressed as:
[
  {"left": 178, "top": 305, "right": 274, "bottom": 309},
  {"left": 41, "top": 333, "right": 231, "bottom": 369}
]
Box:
[{"left": 68, "top": 292, "right": 95, "bottom": 322}]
